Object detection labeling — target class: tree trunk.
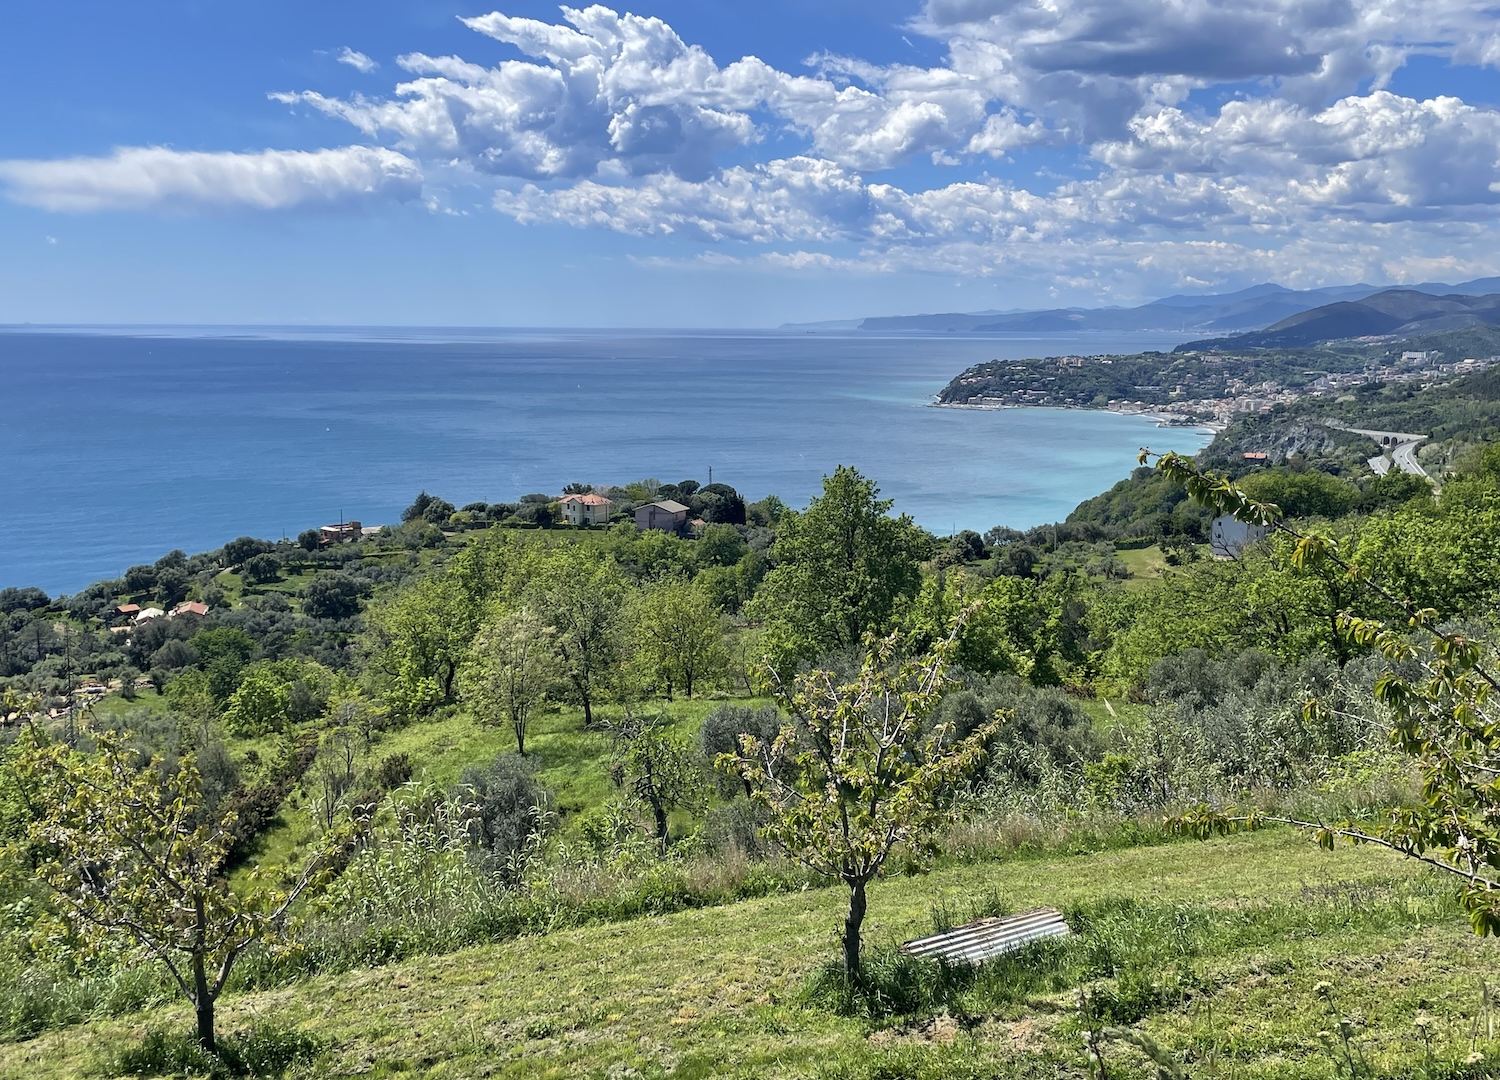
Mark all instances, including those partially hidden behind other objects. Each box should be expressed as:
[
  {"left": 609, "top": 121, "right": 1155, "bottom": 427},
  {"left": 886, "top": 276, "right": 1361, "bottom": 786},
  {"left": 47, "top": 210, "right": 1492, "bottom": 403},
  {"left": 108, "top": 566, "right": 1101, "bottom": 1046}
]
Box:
[
  {"left": 578, "top": 680, "right": 594, "bottom": 728},
  {"left": 842, "top": 877, "right": 867, "bottom": 980},
  {"left": 442, "top": 659, "right": 457, "bottom": 705},
  {"left": 192, "top": 952, "right": 216, "bottom": 1053},
  {"left": 650, "top": 796, "right": 669, "bottom": 854},
  {"left": 514, "top": 718, "right": 526, "bottom": 756}
]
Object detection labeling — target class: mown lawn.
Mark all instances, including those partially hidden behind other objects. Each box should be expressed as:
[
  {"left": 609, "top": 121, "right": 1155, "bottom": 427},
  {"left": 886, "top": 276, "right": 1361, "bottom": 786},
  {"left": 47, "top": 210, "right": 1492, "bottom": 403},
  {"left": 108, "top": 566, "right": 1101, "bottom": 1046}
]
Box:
[{"left": 7, "top": 830, "right": 1495, "bottom": 1079}]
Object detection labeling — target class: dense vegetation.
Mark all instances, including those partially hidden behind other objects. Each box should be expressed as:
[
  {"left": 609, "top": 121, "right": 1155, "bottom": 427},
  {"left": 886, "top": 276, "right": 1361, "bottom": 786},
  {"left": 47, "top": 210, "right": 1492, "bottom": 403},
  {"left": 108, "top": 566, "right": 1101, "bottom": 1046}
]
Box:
[{"left": 4, "top": 422, "right": 1500, "bottom": 1076}]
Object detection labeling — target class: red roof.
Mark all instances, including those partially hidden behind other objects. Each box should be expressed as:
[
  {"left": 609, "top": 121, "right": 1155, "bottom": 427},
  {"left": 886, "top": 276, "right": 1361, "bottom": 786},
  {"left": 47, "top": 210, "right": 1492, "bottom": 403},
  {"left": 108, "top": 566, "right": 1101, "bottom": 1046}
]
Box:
[
  {"left": 559, "top": 493, "right": 611, "bottom": 505},
  {"left": 116, "top": 603, "right": 140, "bottom": 614},
  {"left": 172, "top": 602, "right": 209, "bottom": 617}
]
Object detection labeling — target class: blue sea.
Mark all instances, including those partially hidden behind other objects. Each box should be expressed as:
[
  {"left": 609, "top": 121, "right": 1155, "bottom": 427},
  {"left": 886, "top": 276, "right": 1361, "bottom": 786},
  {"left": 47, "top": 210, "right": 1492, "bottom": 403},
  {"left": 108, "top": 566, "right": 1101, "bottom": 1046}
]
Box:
[{"left": 0, "top": 327, "right": 1211, "bottom": 595}]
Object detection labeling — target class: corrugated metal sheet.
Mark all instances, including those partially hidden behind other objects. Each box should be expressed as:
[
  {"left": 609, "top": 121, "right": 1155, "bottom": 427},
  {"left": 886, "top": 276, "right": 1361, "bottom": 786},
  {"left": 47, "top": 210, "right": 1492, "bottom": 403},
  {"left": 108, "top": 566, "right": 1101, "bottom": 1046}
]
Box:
[{"left": 900, "top": 907, "right": 1070, "bottom": 965}]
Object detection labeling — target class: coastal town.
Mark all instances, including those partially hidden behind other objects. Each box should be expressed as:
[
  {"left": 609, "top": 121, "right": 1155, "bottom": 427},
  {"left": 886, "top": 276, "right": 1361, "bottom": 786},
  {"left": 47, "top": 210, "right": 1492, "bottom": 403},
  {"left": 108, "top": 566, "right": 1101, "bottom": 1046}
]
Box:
[{"left": 937, "top": 346, "right": 1500, "bottom": 428}]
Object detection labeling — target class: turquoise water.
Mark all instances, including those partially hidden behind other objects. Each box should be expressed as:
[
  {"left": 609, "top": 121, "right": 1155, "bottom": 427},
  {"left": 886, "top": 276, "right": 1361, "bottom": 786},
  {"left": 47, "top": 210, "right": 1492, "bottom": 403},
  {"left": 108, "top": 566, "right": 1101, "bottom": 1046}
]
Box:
[{"left": 0, "top": 327, "right": 1211, "bottom": 594}]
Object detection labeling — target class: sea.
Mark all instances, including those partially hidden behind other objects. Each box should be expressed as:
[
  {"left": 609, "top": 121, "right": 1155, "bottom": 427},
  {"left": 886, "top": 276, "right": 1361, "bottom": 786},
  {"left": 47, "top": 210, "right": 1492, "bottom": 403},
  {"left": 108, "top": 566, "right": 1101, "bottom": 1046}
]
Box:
[{"left": 0, "top": 327, "right": 1212, "bottom": 596}]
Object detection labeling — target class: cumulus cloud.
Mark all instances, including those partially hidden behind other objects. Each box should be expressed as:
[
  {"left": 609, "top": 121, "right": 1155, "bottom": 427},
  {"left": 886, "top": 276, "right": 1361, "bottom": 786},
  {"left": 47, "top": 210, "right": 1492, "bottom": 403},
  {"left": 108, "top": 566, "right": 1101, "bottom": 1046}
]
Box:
[
  {"left": 337, "top": 47, "right": 379, "bottom": 74},
  {"left": 0, "top": 146, "right": 422, "bottom": 212},
  {"left": 918, "top": 0, "right": 1500, "bottom": 140},
  {"left": 13, "top": 1, "right": 1500, "bottom": 294},
  {"left": 272, "top": 4, "right": 995, "bottom": 177}
]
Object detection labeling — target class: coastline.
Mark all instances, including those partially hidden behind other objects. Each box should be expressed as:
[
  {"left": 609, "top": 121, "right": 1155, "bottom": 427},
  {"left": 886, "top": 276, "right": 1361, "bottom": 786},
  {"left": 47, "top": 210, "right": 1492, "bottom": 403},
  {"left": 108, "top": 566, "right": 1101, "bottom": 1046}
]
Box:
[{"left": 929, "top": 398, "right": 1225, "bottom": 434}]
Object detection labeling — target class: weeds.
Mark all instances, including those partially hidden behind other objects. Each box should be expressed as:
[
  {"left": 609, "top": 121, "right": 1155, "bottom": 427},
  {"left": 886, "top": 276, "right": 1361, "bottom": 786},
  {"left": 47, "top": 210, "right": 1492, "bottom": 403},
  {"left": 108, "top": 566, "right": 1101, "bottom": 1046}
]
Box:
[{"left": 112, "top": 1024, "right": 324, "bottom": 1078}]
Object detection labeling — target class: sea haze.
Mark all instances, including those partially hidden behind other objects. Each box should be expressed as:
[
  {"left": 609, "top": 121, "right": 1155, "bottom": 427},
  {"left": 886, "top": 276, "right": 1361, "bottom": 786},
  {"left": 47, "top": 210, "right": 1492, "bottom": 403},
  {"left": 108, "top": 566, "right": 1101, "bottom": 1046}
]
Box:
[{"left": 0, "top": 328, "right": 1211, "bottom": 594}]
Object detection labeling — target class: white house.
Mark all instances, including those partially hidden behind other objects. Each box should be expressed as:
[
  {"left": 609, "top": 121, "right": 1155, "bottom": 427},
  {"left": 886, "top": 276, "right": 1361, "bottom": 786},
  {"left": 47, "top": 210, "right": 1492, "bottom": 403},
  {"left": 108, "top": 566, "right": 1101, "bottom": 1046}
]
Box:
[
  {"left": 1210, "top": 515, "right": 1267, "bottom": 559},
  {"left": 558, "top": 492, "right": 613, "bottom": 526}
]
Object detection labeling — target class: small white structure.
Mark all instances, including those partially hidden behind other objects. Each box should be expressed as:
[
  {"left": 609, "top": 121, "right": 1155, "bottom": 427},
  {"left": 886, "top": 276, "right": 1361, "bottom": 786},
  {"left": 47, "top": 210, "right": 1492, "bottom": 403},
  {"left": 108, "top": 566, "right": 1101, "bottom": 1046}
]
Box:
[
  {"left": 558, "top": 493, "right": 613, "bottom": 526},
  {"left": 133, "top": 607, "right": 166, "bottom": 624},
  {"left": 1210, "top": 516, "right": 1267, "bottom": 559}
]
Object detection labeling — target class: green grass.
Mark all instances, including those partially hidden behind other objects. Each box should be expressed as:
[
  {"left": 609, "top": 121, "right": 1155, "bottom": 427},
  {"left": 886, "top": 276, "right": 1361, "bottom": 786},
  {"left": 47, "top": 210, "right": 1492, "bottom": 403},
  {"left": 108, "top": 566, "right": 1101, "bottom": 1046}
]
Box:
[
  {"left": 1115, "top": 545, "right": 1169, "bottom": 589},
  {"left": 7, "top": 830, "right": 1496, "bottom": 1079},
  {"left": 241, "top": 696, "right": 772, "bottom": 879}
]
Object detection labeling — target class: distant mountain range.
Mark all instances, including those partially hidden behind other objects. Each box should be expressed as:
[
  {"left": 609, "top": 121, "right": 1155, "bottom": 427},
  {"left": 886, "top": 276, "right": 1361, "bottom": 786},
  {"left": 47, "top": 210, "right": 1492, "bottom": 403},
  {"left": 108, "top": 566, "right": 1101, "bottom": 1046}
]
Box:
[
  {"left": 1182, "top": 288, "right": 1500, "bottom": 349},
  {"left": 781, "top": 278, "right": 1500, "bottom": 336}
]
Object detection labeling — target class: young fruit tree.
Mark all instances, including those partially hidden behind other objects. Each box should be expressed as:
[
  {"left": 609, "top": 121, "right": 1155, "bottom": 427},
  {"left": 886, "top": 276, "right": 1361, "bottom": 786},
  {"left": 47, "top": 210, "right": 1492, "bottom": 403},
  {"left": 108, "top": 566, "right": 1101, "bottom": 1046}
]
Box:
[
  {"left": 1148, "top": 450, "right": 1500, "bottom": 934},
  {"left": 608, "top": 711, "right": 705, "bottom": 853},
  {"left": 462, "top": 604, "right": 560, "bottom": 756},
  {"left": 722, "top": 614, "right": 1001, "bottom": 977},
  {"left": 5, "top": 723, "right": 344, "bottom": 1052}
]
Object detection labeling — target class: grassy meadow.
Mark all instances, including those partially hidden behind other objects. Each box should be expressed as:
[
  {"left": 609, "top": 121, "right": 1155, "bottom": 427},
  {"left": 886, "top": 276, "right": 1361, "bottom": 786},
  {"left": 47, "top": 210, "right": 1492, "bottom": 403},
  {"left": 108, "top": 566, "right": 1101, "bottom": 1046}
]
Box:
[{"left": 4, "top": 830, "right": 1494, "bottom": 1079}]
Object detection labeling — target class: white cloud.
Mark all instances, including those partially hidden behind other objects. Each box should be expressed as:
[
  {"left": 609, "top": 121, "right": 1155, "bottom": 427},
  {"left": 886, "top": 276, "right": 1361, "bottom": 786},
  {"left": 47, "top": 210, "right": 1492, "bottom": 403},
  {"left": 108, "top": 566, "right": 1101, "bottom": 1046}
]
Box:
[
  {"left": 917, "top": 0, "right": 1500, "bottom": 140},
  {"left": 274, "top": 5, "right": 997, "bottom": 177},
  {"left": 337, "top": 47, "right": 379, "bottom": 74},
  {"left": 15, "top": 1, "right": 1500, "bottom": 296},
  {"left": 0, "top": 146, "right": 422, "bottom": 212}
]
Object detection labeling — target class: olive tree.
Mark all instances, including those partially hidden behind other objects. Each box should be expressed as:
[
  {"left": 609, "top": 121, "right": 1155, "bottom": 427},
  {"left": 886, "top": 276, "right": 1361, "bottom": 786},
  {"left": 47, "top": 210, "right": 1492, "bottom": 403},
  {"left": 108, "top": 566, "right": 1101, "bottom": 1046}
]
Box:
[
  {"left": 6, "top": 724, "right": 342, "bottom": 1052},
  {"left": 722, "top": 617, "right": 1000, "bottom": 977}
]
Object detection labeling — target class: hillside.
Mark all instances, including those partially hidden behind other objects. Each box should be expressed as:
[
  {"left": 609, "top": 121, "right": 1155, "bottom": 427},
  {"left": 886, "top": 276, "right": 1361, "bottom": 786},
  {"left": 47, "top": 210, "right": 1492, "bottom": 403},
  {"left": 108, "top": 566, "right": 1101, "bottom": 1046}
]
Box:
[
  {"left": 7, "top": 450, "right": 1500, "bottom": 1080},
  {"left": 4, "top": 831, "right": 1488, "bottom": 1079},
  {"left": 1184, "top": 289, "right": 1500, "bottom": 349}
]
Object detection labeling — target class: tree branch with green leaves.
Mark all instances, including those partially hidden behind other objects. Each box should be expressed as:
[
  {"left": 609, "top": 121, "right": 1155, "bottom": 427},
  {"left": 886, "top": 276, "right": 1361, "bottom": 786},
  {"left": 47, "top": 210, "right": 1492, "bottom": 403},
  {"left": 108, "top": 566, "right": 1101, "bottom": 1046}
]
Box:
[
  {"left": 1146, "top": 449, "right": 1500, "bottom": 935},
  {"left": 4, "top": 722, "right": 351, "bottom": 1052}
]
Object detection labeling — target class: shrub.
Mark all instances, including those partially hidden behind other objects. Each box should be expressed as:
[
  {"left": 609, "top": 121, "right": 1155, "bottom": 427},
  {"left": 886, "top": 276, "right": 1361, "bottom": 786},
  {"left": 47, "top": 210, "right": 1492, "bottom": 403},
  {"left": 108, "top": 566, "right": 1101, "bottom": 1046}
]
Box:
[
  {"left": 373, "top": 752, "right": 414, "bottom": 791},
  {"left": 454, "top": 755, "right": 552, "bottom": 883}
]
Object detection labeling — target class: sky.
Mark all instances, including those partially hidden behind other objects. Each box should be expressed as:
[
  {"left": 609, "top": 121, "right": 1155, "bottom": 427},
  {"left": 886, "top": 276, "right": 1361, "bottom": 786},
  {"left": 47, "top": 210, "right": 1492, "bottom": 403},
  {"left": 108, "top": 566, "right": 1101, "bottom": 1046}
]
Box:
[{"left": 3, "top": 0, "right": 1500, "bottom": 327}]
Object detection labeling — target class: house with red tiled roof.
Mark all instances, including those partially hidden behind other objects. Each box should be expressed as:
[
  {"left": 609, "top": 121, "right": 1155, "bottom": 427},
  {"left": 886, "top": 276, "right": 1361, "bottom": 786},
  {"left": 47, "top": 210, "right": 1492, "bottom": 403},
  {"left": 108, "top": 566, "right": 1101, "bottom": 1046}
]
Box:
[{"left": 558, "top": 492, "right": 613, "bottom": 526}]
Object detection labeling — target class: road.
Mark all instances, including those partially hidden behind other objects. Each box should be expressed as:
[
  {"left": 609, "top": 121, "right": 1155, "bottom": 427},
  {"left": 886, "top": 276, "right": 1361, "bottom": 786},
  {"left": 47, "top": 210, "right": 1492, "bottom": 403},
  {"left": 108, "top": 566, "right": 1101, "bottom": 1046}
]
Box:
[
  {"left": 1327, "top": 422, "right": 1429, "bottom": 478},
  {"left": 1390, "top": 439, "right": 1428, "bottom": 477}
]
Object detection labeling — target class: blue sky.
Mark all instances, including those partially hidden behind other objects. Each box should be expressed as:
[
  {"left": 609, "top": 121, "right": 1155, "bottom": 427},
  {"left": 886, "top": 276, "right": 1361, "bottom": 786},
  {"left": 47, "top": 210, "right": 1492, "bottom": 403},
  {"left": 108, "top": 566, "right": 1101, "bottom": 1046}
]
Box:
[{"left": 4, "top": 0, "right": 1500, "bottom": 326}]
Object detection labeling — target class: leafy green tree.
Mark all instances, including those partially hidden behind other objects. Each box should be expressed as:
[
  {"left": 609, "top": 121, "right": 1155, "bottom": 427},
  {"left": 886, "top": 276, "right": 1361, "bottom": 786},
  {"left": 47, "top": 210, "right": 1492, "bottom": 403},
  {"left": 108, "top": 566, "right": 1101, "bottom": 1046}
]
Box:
[
  {"left": 241, "top": 552, "right": 281, "bottom": 586},
  {"left": 123, "top": 563, "right": 157, "bottom": 594},
  {"left": 401, "top": 491, "right": 436, "bottom": 522},
  {"left": 454, "top": 754, "right": 552, "bottom": 883},
  {"left": 1239, "top": 468, "right": 1358, "bottom": 520},
  {"left": 301, "top": 572, "right": 364, "bottom": 621},
  {"left": 529, "top": 547, "right": 629, "bottom": 727},
  {"left": 693, "top": 483, "right": 746, "bottom": 525},
  {"left": 1150, "top": 450, "right": 1500, "bottom": 934},
  {"left": 221, "top": 536, "right": 272, "bottom": 567},
  {"left": 221, "top": 663, "right": 289, "bottom": 736},
  {"left": 364, "top": 575, "right": 478, "bottom": 719},
  {"left": 722, "top": 620, "right": 1000, "bottom": 977},
  {"left": 297, "top": 528, "right": 323, "bottom": 551},
  {"left": 693, "top": 523, "right": 748, "bottom": 570},
  {"left": 752, "top": 467, "right": 929, "bottom": 671},
  {"left": 461, "top": 606, "right": 559, "bottom": 756},
  {"left": 909, "top": 572, "right": 1083, "bottom": 685},
  {"left": 609, "top": 712, "right": 704, "bottom": 853},
  {"left": 632, "top": 579, "right": 727, "bottom": 699},
  {"left": 189, "top": 626, "right": 256, "bottom": 702},
  {"left": 5, "top": 725, "right": 339, "bottom": 1052},
  {"left": 696, "top": 704, "right": 781, "bottom": 796}
]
